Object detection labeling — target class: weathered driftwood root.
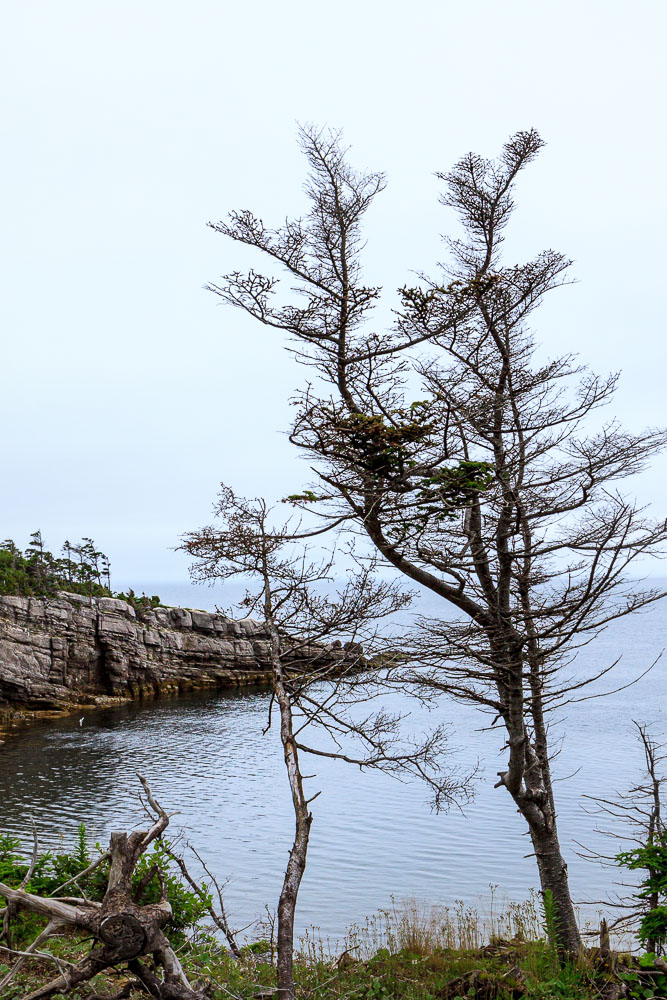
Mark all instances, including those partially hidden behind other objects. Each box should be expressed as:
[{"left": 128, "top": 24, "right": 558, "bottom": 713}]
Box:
[{"left": 0, "top": 776, "right": 206, "bottom": 1000}]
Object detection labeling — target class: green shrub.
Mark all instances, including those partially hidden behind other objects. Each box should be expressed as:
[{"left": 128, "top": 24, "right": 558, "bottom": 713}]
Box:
[
  {"left": 617, "top": 834, "right": 667, "bottom": 954},
  {"left": 0, "top": 825, "right": 207, "bottom": 947},
  {"left": 114, "top": 589, "right": 163, "bottom": 612}
]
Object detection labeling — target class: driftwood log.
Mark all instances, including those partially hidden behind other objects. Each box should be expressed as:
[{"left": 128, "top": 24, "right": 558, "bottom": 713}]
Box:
[{"left": 0, "top": 776, "right": 206, "bottom": 999}]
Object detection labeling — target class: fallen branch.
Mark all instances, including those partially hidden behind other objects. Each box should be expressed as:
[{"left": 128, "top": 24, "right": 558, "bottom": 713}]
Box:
[{"left": 0, "top": 777, "right": 207, "bottom": 1000}]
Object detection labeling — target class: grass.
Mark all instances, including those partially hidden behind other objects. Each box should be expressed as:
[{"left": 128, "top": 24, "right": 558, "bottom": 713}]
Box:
[
  {"left": 336, "top": 892, "right": 545, "bottom": 959},
  {"left": 0, "top": 894, "right": 638, "bottom": 1000}
]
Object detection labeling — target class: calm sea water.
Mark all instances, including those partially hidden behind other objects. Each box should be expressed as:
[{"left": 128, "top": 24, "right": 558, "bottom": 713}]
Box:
[{"left": 1, "top": 579, "right": 666, "bottom": 943}]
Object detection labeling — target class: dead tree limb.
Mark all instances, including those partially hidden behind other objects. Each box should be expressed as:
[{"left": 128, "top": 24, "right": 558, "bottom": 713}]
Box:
[
  {"left": 161, "top": 842, "right": 242, "bottom": 958},
  {"left": 0, "top": 776, "right": 206, "bottom": 1000}
]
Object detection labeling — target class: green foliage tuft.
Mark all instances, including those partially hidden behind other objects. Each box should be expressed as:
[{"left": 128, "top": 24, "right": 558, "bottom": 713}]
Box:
[
  {"left": 617, "top": 834, "right": 667, "bottom": 954},
  {"left": 114, "top": 588, "right": 163, "bottom": 612},
  {"left": 132, "top": 839, "right": 212, "bottom": 939}
]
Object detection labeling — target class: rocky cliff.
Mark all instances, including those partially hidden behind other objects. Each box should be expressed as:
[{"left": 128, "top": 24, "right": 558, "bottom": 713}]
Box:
[{"left": 0, "top": 592, "right": 351, "bottom": 714}]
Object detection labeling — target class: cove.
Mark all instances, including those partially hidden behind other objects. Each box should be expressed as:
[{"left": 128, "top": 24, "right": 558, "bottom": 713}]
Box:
[{"left": 1, "top": 591, "right": 666, "bottom": 944}]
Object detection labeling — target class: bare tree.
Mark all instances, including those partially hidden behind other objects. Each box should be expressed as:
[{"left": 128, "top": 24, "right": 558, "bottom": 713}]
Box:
[
  {"left": 206, "top": 126, "right": 667, "bottom": 956},
  {"left": 182, "top": 486, "right": 468, "bottom": 1000}
]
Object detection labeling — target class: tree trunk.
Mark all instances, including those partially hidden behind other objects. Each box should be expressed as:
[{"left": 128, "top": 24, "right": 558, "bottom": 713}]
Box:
[
  {"left": 277, "top": 810, "right": 311, "bottom": 1000},
  {"left": 267, "top": 616, "right": 313, "bottom": 1000},
  {"left": 497, "top": 646, "right": 582, "bottom": 959},
  {"left": 524, "top": 810, "right": 582, "bottom": 957}
]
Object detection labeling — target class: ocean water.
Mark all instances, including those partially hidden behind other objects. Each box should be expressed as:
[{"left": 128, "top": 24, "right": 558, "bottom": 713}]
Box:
[{"left": 1, "top": 578, "right": 666, "bottom": 944}]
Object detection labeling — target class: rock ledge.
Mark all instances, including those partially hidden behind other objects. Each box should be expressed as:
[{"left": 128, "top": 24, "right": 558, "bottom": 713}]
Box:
[{"left": 0, "top": 592, "right": 351, "bottom": 717}]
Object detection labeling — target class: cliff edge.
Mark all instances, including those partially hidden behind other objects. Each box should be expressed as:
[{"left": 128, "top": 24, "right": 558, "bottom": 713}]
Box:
[{"left": 0, "top": 592, "right": 351, "bottom": 714}]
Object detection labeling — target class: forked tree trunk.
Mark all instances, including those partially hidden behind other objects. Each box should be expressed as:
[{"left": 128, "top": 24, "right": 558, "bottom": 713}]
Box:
[
  {"left": 493, "top": 640, "right": 582, "bottom": 959},
  {"left": 503, "top": 736, "right": 582, "bottom": 958}
]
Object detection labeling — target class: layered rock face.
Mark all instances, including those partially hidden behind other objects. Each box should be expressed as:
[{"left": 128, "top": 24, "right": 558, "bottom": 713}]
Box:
[{"left": 0, "top": 592, "right": 350, "bottom": 711}]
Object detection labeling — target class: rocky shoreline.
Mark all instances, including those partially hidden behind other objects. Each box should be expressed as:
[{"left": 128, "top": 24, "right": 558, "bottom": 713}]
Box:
[{"left": 0, "top": 592, "right": 356, "bottom": 736}]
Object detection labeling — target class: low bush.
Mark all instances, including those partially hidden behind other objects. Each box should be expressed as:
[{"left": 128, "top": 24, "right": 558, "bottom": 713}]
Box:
[{"left": 0, "top": 823, "right": 208, "bottom": 948}]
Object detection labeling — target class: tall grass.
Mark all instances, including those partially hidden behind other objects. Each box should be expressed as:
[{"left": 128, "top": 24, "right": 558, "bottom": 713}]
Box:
[
  {"left": 298, "top": 890, "right": 544, "bottom": 963},
  {"left": 298, "top": 889, "right": 623, "bottom": 963}
]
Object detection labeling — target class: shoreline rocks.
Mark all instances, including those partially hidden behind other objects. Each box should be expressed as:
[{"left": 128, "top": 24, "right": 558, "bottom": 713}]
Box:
[{"left": 0, "top": 592, "right": 357, "bottom": 734}]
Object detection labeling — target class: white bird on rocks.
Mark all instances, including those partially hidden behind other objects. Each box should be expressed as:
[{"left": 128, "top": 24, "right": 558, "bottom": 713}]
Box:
[{"left": 79, "top": 717, "right": 84, "bottom": 727}]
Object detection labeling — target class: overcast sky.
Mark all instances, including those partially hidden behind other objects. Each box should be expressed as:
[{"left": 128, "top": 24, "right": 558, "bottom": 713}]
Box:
[{"left": 2, "top": 0, "right": 665, "bottom": 586}]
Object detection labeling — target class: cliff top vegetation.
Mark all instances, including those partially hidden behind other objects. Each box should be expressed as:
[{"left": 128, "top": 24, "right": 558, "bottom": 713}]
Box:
[
  {"left": 0, "top": 532, "right": 112, "bottom": 600},
  {"left": 0, "top": 532, "right": 161, "bottom": 610}
]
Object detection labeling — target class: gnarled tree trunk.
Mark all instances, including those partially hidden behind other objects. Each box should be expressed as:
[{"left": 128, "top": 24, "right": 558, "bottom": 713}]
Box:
[{"left": 0, "top": 777, "right": 206, "bottom": 1000}]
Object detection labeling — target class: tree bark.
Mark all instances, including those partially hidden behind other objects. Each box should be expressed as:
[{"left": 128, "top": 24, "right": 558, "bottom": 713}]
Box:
[
  {"left": 276, "top": 806, "right": 311, "bottom": 1000},
  {"left": 527, "top": 817, "right": 582, "bottom": 956}
]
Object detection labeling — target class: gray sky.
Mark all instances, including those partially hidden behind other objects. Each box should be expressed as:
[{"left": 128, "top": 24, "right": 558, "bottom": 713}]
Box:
[{"left": 2, "top": 0, "right": 665, "bottom": 584}]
